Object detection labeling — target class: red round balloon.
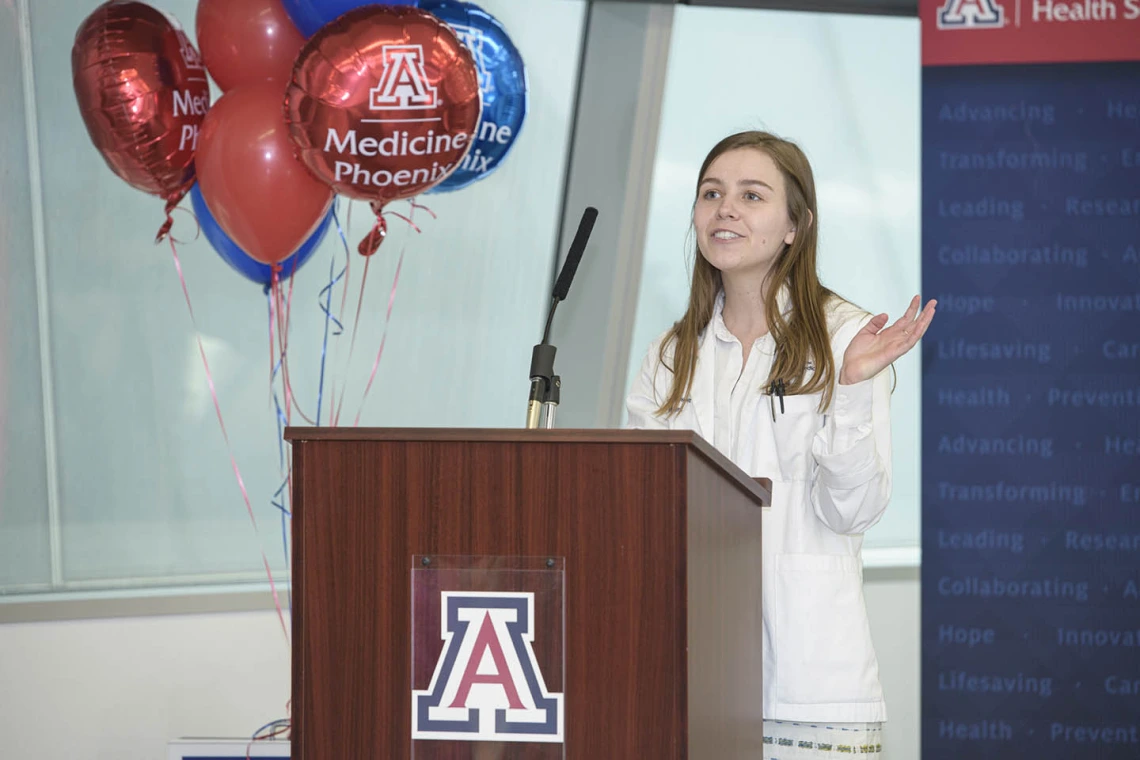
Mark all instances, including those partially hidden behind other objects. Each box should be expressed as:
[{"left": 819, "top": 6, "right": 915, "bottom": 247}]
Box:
[
  {"left": 72, "top": 1, "right": 210, "bottom": 226},
  {"left": 195, "top": 81, "right": 334, "bottom": 266},
  {"left": 285, "top": 6, "right": 482, "bottom": 209},
  {"left": 196, "top": 0, "right": 304, "bottom": 92}
]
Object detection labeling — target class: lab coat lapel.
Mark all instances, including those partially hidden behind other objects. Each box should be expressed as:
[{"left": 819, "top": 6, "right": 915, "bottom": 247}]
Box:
[{"left": 689, "top": 326, "right": 716, "bottom": 441}]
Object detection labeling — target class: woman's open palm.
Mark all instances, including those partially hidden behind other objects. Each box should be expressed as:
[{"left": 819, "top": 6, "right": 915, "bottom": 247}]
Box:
[{"left": 840, "top": 296, "right": 936, "bottom": 386}]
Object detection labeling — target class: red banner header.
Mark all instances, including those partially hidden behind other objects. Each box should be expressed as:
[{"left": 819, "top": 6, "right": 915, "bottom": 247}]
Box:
[{"left": 922, "top": 0, "right": 1140, "bottom": 66}]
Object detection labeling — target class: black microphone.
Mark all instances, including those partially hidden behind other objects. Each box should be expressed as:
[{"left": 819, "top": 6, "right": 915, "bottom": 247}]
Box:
[
  {"left": 553, "top": 206, "right": 597, "bottom": 303},
  {"left": 526, "top": 207, "right": 598, "bottom": 428}
]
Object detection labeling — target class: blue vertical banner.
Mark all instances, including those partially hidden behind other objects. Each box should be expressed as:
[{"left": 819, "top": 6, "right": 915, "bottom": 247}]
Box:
[{"left": 921, "top": 1, "right": 1140, "bottom": 759}]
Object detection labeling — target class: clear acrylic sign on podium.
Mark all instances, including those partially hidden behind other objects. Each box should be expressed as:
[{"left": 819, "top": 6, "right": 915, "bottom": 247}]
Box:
[{"left": 411, "top": 555, "right": 566, "bottom": 760}]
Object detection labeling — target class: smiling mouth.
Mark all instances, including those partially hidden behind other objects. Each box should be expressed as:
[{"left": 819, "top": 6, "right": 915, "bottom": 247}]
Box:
[{"left": 712, "top": 230, "right": 743, "bottom": 240}]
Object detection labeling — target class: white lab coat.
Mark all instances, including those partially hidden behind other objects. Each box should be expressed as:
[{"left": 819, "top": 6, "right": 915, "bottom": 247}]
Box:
[{"left": 625, "top": 290, "right": 890, "bottom": 723}]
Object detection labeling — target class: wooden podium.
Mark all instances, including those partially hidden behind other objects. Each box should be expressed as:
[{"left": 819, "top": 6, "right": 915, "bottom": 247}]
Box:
[{"left": 283, "top": 428, "right": 770, "bottom": 758}]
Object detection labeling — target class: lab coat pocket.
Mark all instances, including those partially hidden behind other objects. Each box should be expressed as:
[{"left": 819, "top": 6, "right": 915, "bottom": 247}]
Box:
[
  {"left": 772, "top": 393, "right": 823, "bottom": 480},
  {"left": 775, "top": 553, "right": 881, "bottom": 705}
]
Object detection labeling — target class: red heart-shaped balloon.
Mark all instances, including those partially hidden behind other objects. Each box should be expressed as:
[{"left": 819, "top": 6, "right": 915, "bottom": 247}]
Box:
[{"left": 72, "top": 1, "right": 211, "bottom": 236}]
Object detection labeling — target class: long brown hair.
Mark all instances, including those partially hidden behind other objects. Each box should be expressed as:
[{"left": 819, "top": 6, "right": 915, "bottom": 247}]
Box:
[{"left": 656, "top": 131, "right": 839, "bottom": 415}]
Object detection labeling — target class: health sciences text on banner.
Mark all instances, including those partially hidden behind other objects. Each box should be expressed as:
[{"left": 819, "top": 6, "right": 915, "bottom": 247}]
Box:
[
  {"left": 920, "top": 1, "right": 1140, "bottom": 759},
  {"left": 923, "top": 0, "right": 1140, "bottom": 64}
]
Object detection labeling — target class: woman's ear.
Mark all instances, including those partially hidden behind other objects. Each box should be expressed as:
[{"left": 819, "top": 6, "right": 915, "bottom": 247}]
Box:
[{"left": 784, "top": 210, "right": 813, "bottom": 246}]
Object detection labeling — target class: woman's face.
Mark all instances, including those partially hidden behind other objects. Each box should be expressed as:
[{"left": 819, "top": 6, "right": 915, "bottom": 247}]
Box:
[{"left": 693, "top": 148, "right": 797, "bottom": 280}]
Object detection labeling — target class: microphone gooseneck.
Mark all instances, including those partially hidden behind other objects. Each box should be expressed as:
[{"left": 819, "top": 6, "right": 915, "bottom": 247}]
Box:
[{"left": 525, "top": 207, "right": 598, "bottom": 429}]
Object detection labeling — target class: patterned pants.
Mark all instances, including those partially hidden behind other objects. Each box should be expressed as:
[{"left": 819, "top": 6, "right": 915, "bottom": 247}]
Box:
[{"left": 763, "top": 720, "right": 884, "bottom": 758}]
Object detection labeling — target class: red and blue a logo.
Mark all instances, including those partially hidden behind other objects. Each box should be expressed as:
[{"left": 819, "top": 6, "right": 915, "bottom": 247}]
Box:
[
  {"left": 412, "top": 592, "right": 564, "bottom": 743},
  {"left": 936, "top": 0, "right": 1006, "bottom": 29}
]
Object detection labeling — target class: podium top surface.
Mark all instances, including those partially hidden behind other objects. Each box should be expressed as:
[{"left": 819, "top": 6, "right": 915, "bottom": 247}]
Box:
[{"left": 283, "top": 427, "right": 770, "bottom": 507}]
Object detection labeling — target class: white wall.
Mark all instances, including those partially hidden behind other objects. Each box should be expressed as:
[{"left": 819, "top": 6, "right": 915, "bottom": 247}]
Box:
[
  {"left": 0, "top": 609, "right": 290, "bottom": 760},
  {"left": 866, "top": 571, "right": 921, "bottom": 759},
  {"left": 0, "top": 574, "right": 919, "bottom": 760}
]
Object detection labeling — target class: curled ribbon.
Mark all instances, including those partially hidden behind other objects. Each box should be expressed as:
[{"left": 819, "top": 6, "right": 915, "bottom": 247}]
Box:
[
  {"left": 350, "top": 198, "right": 434, "bottom": 426},
  {"left": 154, "top": 189, "right": 189, "bottom": 244},
  {"left": 357, "top": 201, "right": 388, "bottom": 256}
]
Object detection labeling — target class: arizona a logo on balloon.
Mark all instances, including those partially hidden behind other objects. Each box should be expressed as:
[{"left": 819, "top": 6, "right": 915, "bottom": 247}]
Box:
[
  {"left": 450, "top": 24, "right": 493, "bottom": 94},
  {"left": 370, "top": 45, "right": 440, "bottom": 110}
]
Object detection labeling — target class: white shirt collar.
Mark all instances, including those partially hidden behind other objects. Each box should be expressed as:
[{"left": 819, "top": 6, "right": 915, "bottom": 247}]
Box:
[{"left": 709, "top": 284, "right": 793, "bottom": 347}]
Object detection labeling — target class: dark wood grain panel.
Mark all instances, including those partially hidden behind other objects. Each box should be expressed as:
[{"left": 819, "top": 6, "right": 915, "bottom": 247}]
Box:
[
  {"left": 285, "top": 427, "right": 691, "bottom": 443},
  {"left": 685, "top": 447, "right": 766, "bottom": 758},
  {"left": 290, "top": 440, "right": 308, "bottom": 758},
  {"left": 284, "top": 427, "right": 770, "bottom": 508},
  {"left": 290, "top": 431, "right": 767, "bottom": 759}
]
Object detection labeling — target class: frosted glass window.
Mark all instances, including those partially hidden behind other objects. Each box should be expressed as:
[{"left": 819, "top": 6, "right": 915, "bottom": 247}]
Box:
[
  {"left": 0, "top": 2, "right": 52, "bottom": 592},
  {"left": 2, "top": 0, "right": 586, "bottom": 592},
  {"left": 628, "top": 6, "right": 921, "bottom": 551}
]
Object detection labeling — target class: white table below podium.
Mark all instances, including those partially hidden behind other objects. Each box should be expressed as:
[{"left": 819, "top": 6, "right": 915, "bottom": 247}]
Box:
[{"left": 167, "top": 738, "right": 290, "bottom": 759}]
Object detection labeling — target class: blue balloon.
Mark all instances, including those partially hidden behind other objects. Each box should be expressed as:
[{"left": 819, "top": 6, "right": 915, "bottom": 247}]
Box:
[
  {"left": 419, "top": 1, "right": 527, "bottom": 193},
  {"left": 190, "top": 183, "right": 333, "bottom": 289},
  {"left": 281, "top": 0, "right": 420, "bottom": 39}
]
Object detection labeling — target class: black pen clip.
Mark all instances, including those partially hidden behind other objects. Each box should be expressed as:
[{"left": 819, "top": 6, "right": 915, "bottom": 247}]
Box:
[{"left": 768, "top": 379, "right": 786, "bottom": 420}]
